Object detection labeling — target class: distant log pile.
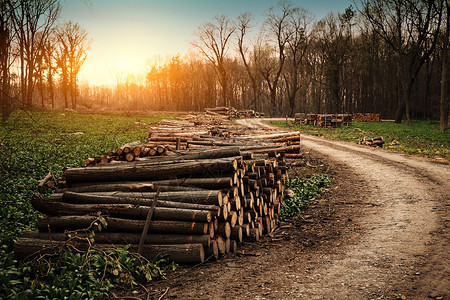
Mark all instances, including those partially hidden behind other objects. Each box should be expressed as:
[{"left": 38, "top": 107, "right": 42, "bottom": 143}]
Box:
[
  {"left": 18, "top": 118, "right": 302, "bottom": 264},
  {"left": 352, "top": 113, "right": 381, "bottom": 122},
  {"left": 204, "top": 106, "right": 264, "bottom": 118},
  {"left": 84, "top": 141, "right": 171, "bottom": 166},
  {"left": 294, "top": 113, "right": 305, "bottom": 124},
  {"left": 305, "top": 114, "right": 352, "bottom": 127},
  {"left": 358, "top": 136, "right": 385, "bottom": 148}
]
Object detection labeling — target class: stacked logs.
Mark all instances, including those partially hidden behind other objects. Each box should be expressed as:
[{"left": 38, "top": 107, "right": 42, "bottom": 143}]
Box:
[
  {"left": 294, "top": 113, "right": 306, "bottom": 124},
  {"left": 353, "top": 113, "right": 381, "bottom": 122},
  {"left": 358, "top": 136, "right": 385, "bottom": 148},
  {"left": 16, "top": 139, "right": 295, "bottom": 264},
  {"left": 305, "top": 114, "right": 352, "bottom": 127},
  {"left": 84, "top": 141, "right": 169, "bottom": 166},
  {"left": 306, "top": 114, "right": 318, "bottom": 125},
  {"left": 204, "top": 106, "right": 264, "bottom": 118}
]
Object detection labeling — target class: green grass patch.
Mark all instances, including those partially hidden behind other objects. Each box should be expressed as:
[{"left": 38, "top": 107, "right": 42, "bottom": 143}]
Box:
[
  {"left": 281, "top": 174, "right": 332, "bottom": 221},
  {"left": 272, "top": 120, "right": 450, "bottom": 159},
  {"left": 0, "top": 109, "right": 179, "bottom": 298}
]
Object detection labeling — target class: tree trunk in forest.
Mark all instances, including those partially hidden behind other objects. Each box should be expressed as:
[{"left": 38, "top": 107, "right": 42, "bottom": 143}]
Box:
[{"left": 441, "top": 1, "right": 449, "bottom": 131}]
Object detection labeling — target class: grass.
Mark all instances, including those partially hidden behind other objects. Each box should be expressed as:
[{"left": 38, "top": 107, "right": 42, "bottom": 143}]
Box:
[
  {"left": 0, "top": 109, "right": 179, "bottom": 299},
  {"left": 0, "top": 109, "right": 178, "bottom": 247},
  {"left": 272, "top": 120, "right": 450, "bottom": 159}
]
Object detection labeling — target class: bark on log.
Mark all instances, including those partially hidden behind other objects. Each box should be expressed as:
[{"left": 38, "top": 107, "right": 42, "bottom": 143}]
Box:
[
  {"left": 64, "top": 157, "right": 239, "bottom": 183},
  {"left": 230, "top": 225, "right": 243, "bottom": 243},
  {"left": 150, "top": 177, "right": 234, "bottom": 189},
  {"left": 14, "top": 238, "right": 205, "bottom": 264},
  {"left": 57, "top": 192, "right": 219, "bottom": 212},
  {"left": 38, "top": 216, "right": 209, "bottom": 235},
  {"left": 213, "top": 236, "right": 226, "bottom": 254},
  {"left": 62, "top": 190, "right": 224, "bottom": 206},
  {"left": 21, "top": 230, "right": 211, "bottom": 247},
  {"left": 216, "top": 222, "right": 231, "bottom": 239},
  {"left": 32, "top": 195, "right": 212, "bottom": 222},
  {"left": 242, "top": 224, "right": 251, "bottom": 237},
  {"left": 226, "top": 211, "right": 238, "bottom": 228},
  {"left": 225, "top": 238, "right": 231, "bottom": 254},
  {"left": 230, "top": 240, "right": 238, "bottom": 253},
  {"left": 250, "top": 145, "right": 301, "bottom": 154},
  {"left": 204, "top": 240, "right": 219, "bottom": 260},
  {"left": 248, "top": 228, "right": 260, "bottom": 242},
  {"left": 248, "top": 132, "right": 301, "bottom": 140}
]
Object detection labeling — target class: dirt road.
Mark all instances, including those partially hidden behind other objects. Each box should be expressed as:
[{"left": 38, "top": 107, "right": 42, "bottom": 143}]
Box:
[
  {"left": 293, "top": 134, "right": 449, "bottom": 299},
  {"left": 132, "top": 119, "right": 449, "bottom": 299}
]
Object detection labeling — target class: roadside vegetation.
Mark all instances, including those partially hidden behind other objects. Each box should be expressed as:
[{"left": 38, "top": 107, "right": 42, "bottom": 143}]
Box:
[
  {"left": 0, "top": 110, "right": 179, "bottom": 298},
  {"left": 281, "top": 174, "right": 333, "bottom": 221},
  {"left": 272, "top": 120, "right": 450, "bottom": 159}
]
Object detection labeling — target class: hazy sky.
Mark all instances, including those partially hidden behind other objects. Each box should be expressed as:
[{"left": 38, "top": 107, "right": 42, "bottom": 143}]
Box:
[{"left": 60, "top": 0, "right": 354, "bottom": 86}]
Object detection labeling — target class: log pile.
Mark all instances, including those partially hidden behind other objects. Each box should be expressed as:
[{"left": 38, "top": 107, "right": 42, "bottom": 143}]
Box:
[
  {"left": 18, "top": 115, "right": 303, "bottom": 264},
  {"left": 306, "top": 114, "right": 318, "bottom": 125},
  {"left": 204, "top": 106, "right": 264, "bottom": 118},
  {"left": 352, "top": 113, "right": 381, "bottom": 122},
  {"left": 84, "top": 141, "right": 171, "bottom": 166},
  {"left": 18, "top": 127, "right": 301, "bottom": 264},
  {"left": 358, "top": 136, "right": 384, "bottom": 148},
  {"left": 294, "top": 113, "right": 306, "bottom": 124},
  {"left": 305, "top": 114, "right": 352, "bottom": 127}
]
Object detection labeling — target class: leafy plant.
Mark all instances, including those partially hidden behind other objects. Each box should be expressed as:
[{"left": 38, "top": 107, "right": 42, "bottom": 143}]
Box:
[
  {"left": 0, "top": 214, "right": 177, "bottom": 299},
  {"left": 281, "top": 174, "right": 332, "bottom": 221}
]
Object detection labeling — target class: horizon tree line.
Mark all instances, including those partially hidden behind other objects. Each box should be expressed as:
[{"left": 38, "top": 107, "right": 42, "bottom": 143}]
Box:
[{"left": 0, "top": 0, "right": 448, "bottom": 130}]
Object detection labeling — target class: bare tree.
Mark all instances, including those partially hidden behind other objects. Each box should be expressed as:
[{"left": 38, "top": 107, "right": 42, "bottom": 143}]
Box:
[
  {"left": 236, "top": 12, "right": 262, "bottom": 111},
  {"left": 9, "top": 0, "right": 60, "bottom": 108},
  {"left": 55, "top": 21, "right": 89, "bottom": 109},
  {"left": 43, "top": 31, "right": 57, "bottom": 109},
  {"left": 261, "top": 0, "right": 295, "bottom": 116},
  {"left": 439, "top": 0, "right": 449, "bottom": 131},
  {"left": 0, "top": 0, "right": 14, "bottom": 122},
  {"left": 192, "top": 15, "right": 235, "bottom": 107},
  {"left": 359, "top": 0, "right": 445, "bottom": 125},
  {"left": 283, "top": 7, "right": 312, "bottom": 116}
]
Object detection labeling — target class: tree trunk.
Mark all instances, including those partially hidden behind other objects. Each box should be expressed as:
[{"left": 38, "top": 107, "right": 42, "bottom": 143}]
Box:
[
  {"left": 38, "top": 215, "right": 210, "bottom": 235},
  {"left": 230, "top": 225, "right": 243, "bottom": 243},
  {"left": 56, "top": 192, "right": 220, "bottom": 212},
  {"left": 61, "top": 190, "right": 224, "bottom": 206},
  {"left": 31, "top": 194, "right": 212, "bottom": 222},
  {"left": 441, "top": 7, "right": 449, "bottom": 131},
  {"left": 63, "top": 157, "right": 238, "bottom": 183},
  {"left": 58, "top": 182, "right": 204, "bottom": 193},
  {"left": 15, "top": 238, "right": 205, "bottom": 264},
  {"left": 22, "top": 230, "right": 211, "bottom": 247}
]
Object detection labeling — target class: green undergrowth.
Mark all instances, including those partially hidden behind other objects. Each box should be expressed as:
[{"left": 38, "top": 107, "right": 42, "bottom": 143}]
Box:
[
  {"left": 281, "top": 174, "right": 333, "bottom": 221},
  {"left": 272, "top": 120, "right": 450, "bottom": 159},
  {"left": 0, "top": 109, "right": 179, "bottom": 299},
  {"left": 0, "top": 215, "right": 177, "bottom": 299}
]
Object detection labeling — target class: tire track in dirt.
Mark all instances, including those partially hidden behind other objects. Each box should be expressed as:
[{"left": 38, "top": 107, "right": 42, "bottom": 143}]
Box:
[
  {"left": 297, "top": 134, "right": 449, "bottom": 299},
  {"left": 237, "top": 119, "right": 449, "bottom": 299}
]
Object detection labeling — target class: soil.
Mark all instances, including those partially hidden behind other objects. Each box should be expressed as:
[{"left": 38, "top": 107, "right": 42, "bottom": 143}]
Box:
[{"left": 113, "top": 119, "right": 449, "bottom": 300}]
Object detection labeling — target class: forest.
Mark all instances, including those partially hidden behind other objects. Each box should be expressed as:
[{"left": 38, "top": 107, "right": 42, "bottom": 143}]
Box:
[{"left": 0, "top": 0, "right": 448, "bottom": 129}]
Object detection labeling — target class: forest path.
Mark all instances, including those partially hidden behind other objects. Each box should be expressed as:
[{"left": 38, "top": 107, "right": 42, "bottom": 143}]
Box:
[
  {"left": 137, "top": 119, "right": 449, "bottom": 299},
  {"left": 237, "top": 118, "right": 449, "bottom": 299}
]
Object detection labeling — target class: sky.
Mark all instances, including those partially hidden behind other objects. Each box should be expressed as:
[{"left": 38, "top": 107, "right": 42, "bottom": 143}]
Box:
[{"left": 60, "top": 0, "right": 354, "bottom": 86}]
